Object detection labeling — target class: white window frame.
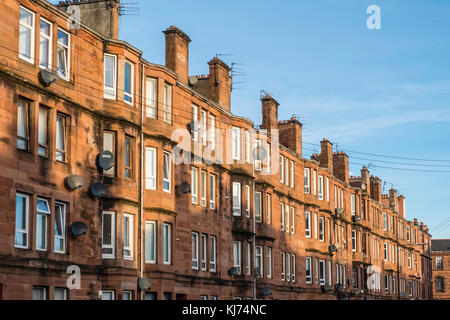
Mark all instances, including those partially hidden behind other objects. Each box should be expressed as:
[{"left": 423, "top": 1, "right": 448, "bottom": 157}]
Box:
[
  {"left": 318, "top": 175, "right": 324, "bottom": 200},
  {"left": 54, "top": 202, "right": 66, "bottom": 254},
  {"left": 192, "top": 232, "right": 199, "bottom": 270},
  {"left": 191, "top": 105, "right": 199, "bottom": 141},
  {"left": 191, "top": 167, "right": 198, "bottom": 204},
  {"left": 39, "top": 18, "right": 52, "bottom": 69},
  {"left": 328, "top": 260, "right": 332, "bottom": 286},
  {"left": 285, "top": 203, "right": 290, "bottom": 233},
  {"left": 246, "top": 242, "right": 251, "bottom": 276},
  {"left": 287, "top": 253, "right": 291, "bottom": 282},
  {"left": 57, "top": 28, "right": 70, "bottom": 80},
  {"left": 291, "top": 207, "right": 295, "bottom": 234},
  {"left": 304, "top": 168, "right": 310, "bottom": 193},
  {"left": 266, "top": 194, "right": 271, "bottom": 225},
  {"left": 123, "top": 213, "right": 134, "bottom": 260},
  {"left": 102, "top": 211, "right": 116, "bottom": 259},
  {"left": 352, "top": 230, "right": 357, "bottom": 252},
  {"left": 145, "top": 221, "right": 156, "bottom": 264},
  {"left": 245, "top": 130, "right": 251, "bottom": 163},
  {"left": 255, "top": 246, "right": 263, "bottom": 278},
  {"left": 232, "top": 182, "right": 241, "bottom": 216},
  {"left": 313, "top": 170, "right": 317, "bottom": 195},
  {"left": 305, "top": 257, "right": 312, "bottom": 284},
  {"left": 383, "top": 212, "right": 387, "bottom": 230},
  {"left": 280, "top": 203, "right": 285, "bottom": 231},
  {"left": 210, "top": 235, "right": 216, "bottom": 272},
  {"left": 384, "top": 243, "right": 388, "bottom": 261},
  {"left": 245, "top": 185, "right": 251, "bottom": 217},
  {"left": 209, "top": 114, "right": 215, "bottom": 150},
  {"left": 209, "top": 174, "right": 216, "bottom": 210},
  {"left": 305, "top": 212, "right": 311, "bottom": 238},
  {"left": 314, "top": 258, "right": 319, "bottom": 284},
  {"left": 326, "top": 177, "right": 330, "bottom": 202},
  {"left": 163, "top": 223, "right": 171, "bottom": 265},
  {"left": 201, "top": 110, "right": 207, "bottom": 146},
  {"left": 351, "top": 195, "right": 356, "bottom": 215},
  {"left": 314, "top": 213, "right": 318, "bottom": 239},
  {"left": 281, "top": 252, "right": 286, "bottom": 281},
  {"left": 255, "top": 191, "right": 262, "bottom": 222},
  {"left": 201, "top": 234, "right": 207, "bottom": 271},
  {"left": 319, "top": 216, "right": 324, "bottom": 242},
  {"left": 280, "top": 155, "right": 284, "bottom": 183},
  {"left": 146, "top": 77, "right": 158, "bottom": 118},
  {"left": 104, "top": 54, "right": 117, "bottom": 99},
  {"left": 19, "top": 6, "right": 35, "bottom": 64},
  {"left": 145, "top": 147, "right": 157, "bottom": 190},
  {"left": 290, "top": 160, "right": 294, "bottom": 188},
  {"left": 233, "top": 241, "right": 242, "bottom": 275},
  {"left": 201, "top": 170, "right": 207, "bottom": 207},
  {"left": 319, "top": 260, "right": 326, "bottom": 285},
  {"left": 163, "top": 83, "right": 172, "bottom": 124},
  {"left": 285, "top": 158, "right": 289, "bottom": 186},
  {"left": 163, "top": 152, "right": 171, "bottom": 193},
  {"left": 36, "top": 198, "right": 51, "bottom": 251},
  {"left": 267, "top": 247, "right": 272, "bottom": 279},
  {"left": 232, "top": 127, "right": 241, "bottom": 160},
  {"left": 292, "top": 254, "right": 296, "bottom": 283},
  {"left": 124, "top": 61, "right": 134, "bottom": 105},
  {"left": 15, "top": 192, "right": 30, "bottom": 249}
]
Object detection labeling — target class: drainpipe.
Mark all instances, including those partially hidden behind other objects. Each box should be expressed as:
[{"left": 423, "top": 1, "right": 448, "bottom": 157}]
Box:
[
  {"left": 139, "top": 62, "right": 145, "bottom": 300},
  {"left": 253, "top": 159, "right": 256, "bottom": 300}
]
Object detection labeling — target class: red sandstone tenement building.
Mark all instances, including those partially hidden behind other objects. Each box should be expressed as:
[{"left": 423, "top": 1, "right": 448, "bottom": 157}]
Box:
[
  {"left": 0, "top": 0, "right": 433, "bottom": 300},
  {"left": 432, "top": 239, "right": 450, "bottom": 299}
]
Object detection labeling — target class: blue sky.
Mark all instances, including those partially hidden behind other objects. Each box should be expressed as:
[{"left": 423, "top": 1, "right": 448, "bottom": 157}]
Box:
[{"left": 59, "top": 0, "right": 450, "bottom": 237}]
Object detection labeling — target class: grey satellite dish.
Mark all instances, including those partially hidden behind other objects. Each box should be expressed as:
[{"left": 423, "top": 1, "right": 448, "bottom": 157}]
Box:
[
  {"left": 65, "top": 175, "right": 85, "bottom": 190},
  {"left": 138, "top": 278, "right": 152, "bottom": 290},
  {"left": 189, "top": 120, "right": 201, "bottom": 133},
  {"left": 98, "top": 151, "right": 115, "bottom": 171},
  {"left": 263, "top": 285, "right": 272, "bottom": 296},
  {"left": 188, "top": 76, "right": 199, "bottom": 86},
  {"left": 329, "top": 244, "right": 337, "bottom": 255},
  {"left": 178, "top": 182, "right": 191, "bottom": 194},
  {"left": 90, "top": 182, "right": 107, "bottom": 198},
  {"left": 70, "top": 222, "right": 88, "bottom": 237},
  {"left": 253, "top": 145, "right": 267, "bottom": 161},
  {"left": 38, "top": 69, "right": 59, "bottom": 87}
]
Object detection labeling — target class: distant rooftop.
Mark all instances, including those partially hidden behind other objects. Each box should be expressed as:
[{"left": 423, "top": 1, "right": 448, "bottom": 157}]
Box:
[{"left": 432, "top": 239, "right": 450, "bottom": 252}]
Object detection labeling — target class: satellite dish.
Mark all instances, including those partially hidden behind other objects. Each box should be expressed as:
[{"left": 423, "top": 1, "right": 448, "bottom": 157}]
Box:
[
  {"left": 188, "top": 76, "right": 199, "bottom": 86},
  {"left": 253, "top": 145, "right": 267, "bottom": 161},
  {"left": 263, "top": 285, "right": 272, "bottom": 296},
  {"left": 228, "top": 267, "right": 240, "bottom": 276},
  {"left": 177, "top": 182, "right": 191, "bottom": 194},
  {"left": 90, "top": 182, "right": 108, "bottom": 198},
  {"left": 97, "top": 151, "right": 115, "bottom": 171},
  {"left": 329, "top": 244, "right": 337, "bottom": 254},
  {"left": 65, "top": 175, "right": 85, "bottom": 190},
  {"left": 138, "top": 278, "right": 152, "bottom": 290},
  {"left": 189, "top": 121, "right": 201, "bottom": 133},
  {"left": 70, "top": 222, "right": 88, "bottom": 237},
  {"left": 38, "top": 69, "right": 59, "bottom": 87}
]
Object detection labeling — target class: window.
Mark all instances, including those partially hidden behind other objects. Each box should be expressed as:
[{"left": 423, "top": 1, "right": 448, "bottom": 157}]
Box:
[
  {"left": 122, "top": 291, "right": 132, "bottom": 301},
  {"left": 103, "top": 131, "right": 116, "bottom": 176},
  {"left": 201, "top": 234, "right": 207, "bottom": 271},
  {"left": 391, "top": 245, "right": 395, "bottom": 263},
  {"left": 352, "top": 230, "right": 357, "bottom": 252},
  {"left": 385, "top": 275, "right": 389, "bottom": 293},
  {"left": 351, "top": 195, "right": 356, "bottom": 215},
  {"left": 104, "top": 54, "right": 117, "bottom": 99},
  {"left": 285, "top": 158, "right": 289, "bottom": 185},
  {"left": 200, "top": 295, "right": 208, "bottom": 301},
  {"left": 209, "top": 114, "right": 215, "bottom": 150},
  {"left": 319, "top": 217, "right": 324, "bottom": 241},
  {"left": 209, "top": 174, "right": 216, "bottom": 209},
  {"left": 145, "top": 221, "right": 156, "bottom": 264},
  {"left": 406, "top": 227, "right": 411, "bottom": 242},
  {"left": 336, "top": 264, "right": 340, "bottom": 284},
  {"left": 318, "top": 175, "right": 324, "bottom": 200},
  {"left": 305, "top": 212, "right": 311, "bottom": 238},
  {"left": 55, "top": 114, "right": 67, "bottom": 162},
  {"left": 306, "top": 257, "right": 312, "bottom": 283},
  {"left": 328, "top": 261, "right": 332, "bottom": 286},
  {"left": 436, "top": 256, "right": 443, "bottom": 270},
  {"left": 232, "top": 182, "right": 241, "bottom": 216},
  {"left": 314, "top": 258, "right": 319, "bottom": 284},
  {"left": 313, "top": 170, "right": 317, "bottom": 195},
  {"left": 201, "top": 170, "right": 207, "bottom": 207},
  {"left": 408, "top": 252, "right": 412, "bottom": 269},
  {"left": 163, "top": 152, "right": 171, "bottom": 192},
  {"left": 291, "top": 207, "right": 295, "bottom": 234},
  {"left": 201, "top": 110, "right": 207, "bottom": 146},
  {"left": 57, "top": 29, "right": 70, "bottom": 80},
  {"left": 245, "top": 131, "right": 251, "bottom": 163},
  {"left": 124, "top": 135, "right": 133, "bottom": 179},
  {"left": 392, "top": 277, "right": 396, "bottom": 294},
  {"left": 33, "top": 287, "right": 47, "bottom": 300},
  {"left": 124, "top": 61, "right": 134, "bottom": 104},
  {"left": 36, "top": 198, "right": 50, "bottom": 251},
  {"left": 19, "top": 7, "right": 35, "bottom": 63},
  {"left": 163, "top": 223, "right": 171, "bottom": 265},
  {"left": 280, "top": 203, "right": 285, "bottom": 231},
  {"left": 17, "top": 99, "right": 30, "bottom": 151},
  {"left": 163, "top": 84, "right": 172, "bottom": 123},
  {"left": 15, "top": 193, "right": 29, "bottom": 248},
  {"left": 191, "top": 167, "right": 198, "bottom": 204},
  {"left": 281, "top": 252, "right": 286, "bottom": 281},
  {"left": 292, "top": 255, "right": 296, "bottom": 282},
  {"left": 319, "top": 260, "right": 326, "bottom": 285},
  {"left": 314, "top": 213, "right": 318, "bottom": 239},
  {"left": 39, "top": 19, "right": 52, "bottom": 69},
  {"left": 144, "top": 292, "right": 157, "bottom": 300},
  {"left": 102, "top": 211, "right": 115, "bottom": 259},
  {"left": 267, "top": 247, "right": 272, "bottom": 279},
  {"left": 54, "top": 202, "right": 66, "bottom": 253},
  {"left": 191, "top": 105, "right": 199, "bottom": 141},
  {"left": 304, "top": 168, "right": 310, "bottom": 193},
  {"left": 123, "top": 214, "right": 133, "bottom": 259},
  {"left": 245, "top": 185, "right": 250, "bottom": 217},
  {"left": 384, "top": 243, "right": 388, "bottom": 261},
  {"left": 255, "top": 192, "right": 262, "bottom": 222},
  {"left": 286, "top": 253, "right": 291, "bottom": 281},
  {"left": 210, "top": 236, "right": 216, "bottom": 272},
  {"left": 233, "top": 241, "right": 242, "bottom": 274},
  {"left": 279, "top": 155, "right": 284, "bottom": 183},
  {"left": 255, "top": 246, "right": 263, "bottom": 278},
  {"left": 54, "top": 288, "right": 67, "bottom": 300},
  {"left": 266, "top": 194, "right": 271, "bottom": 225},
  {"left": 436, "top": 278, "right": 444, "bottom": 292},
  {"left": 232, "top": 127, "right": 241, "bottom": 160},
  {"left": 192, "top": 232, "right": 199, "bottom": 270},
  {"left": 37, "top": 107, "right": 49, "bottom": 157},
  {"left": 326, "top": 177, "right": 330, "bottom": 202},
  {"left": 146, "top": 77, "right": 157, "bottom": 118},
  {"left": 290, "top": 160, "right": 294, "bottom": 188},
  {"left": 285, "top": 204, "right": 290, "bottom": 233},
  {"left": 244, "top": 242, "right": 252, "bottom": 275},
  {"left": 254, "top": 140, "right": 262, "bottom": 170},
  {"left": 101, "top": 290, "right": 115, "bottom": 300},
  {"left": 383, "top": 212, "right": 387, "bottom": 230},
  {"left": 145, "top": 148, "right": 156, "bottom": 189}
]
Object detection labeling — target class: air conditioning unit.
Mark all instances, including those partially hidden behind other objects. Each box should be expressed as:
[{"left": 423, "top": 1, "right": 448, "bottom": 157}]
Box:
[
  {"left": 352, "top": 215, "right": 361, "bottom": 223},
  {"left": 335, "top": 208, "right": 344, "bottom": 216}
]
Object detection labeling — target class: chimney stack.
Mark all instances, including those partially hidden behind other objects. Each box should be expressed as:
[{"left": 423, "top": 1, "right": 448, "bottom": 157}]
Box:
[
  {"left": 398, "top": 195, "right": 406, "bottom": 219},
  {"left": 208, "top": 57, "right": 232, "bottom": 111},
  {"left": 163, "top": 26, "right": 191, "bottom": 85},
  {"left": 57, "top": 0, "right": 120, "bottom": 39},
  {"left": 361, "top": 166, "right": 371, "bottom": 195},
  {"left": 370, "top": 176, "right": 382, "bottom": 202},
  {"left": 333, "top": 152, "right": 349, "bottom": 184},
  {"left": 320, "top": 139, "right": 333, "bottom": 171},
  {"left": 261, "top": 95, "right": 279, "bottom": 132},
  {"left": 389, "top": 188, "right": 398, "bottom": 212},
  {"left": 278, "top": 118, "right": 302, "bottom": 155}
]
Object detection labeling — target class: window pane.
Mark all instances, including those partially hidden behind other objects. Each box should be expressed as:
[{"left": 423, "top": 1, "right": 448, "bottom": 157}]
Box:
[
  {"left": 56, "top": 115, "right": 66, "bottom": 161},
  {"left": 104, "top": 56, "right": 115, "bottom": 88},
  {"left": 19, "top": 25, "right": 32, "bottom": 59},
  {"left": 38, "top": 108, "right": 48, "bottom": 156},
  {"left": 103, "top": 214, "right": 112, "bottom": 245},
  {"left": 145, "top": 222, "right": 155, "bottom": 262},
  {"left": 36, "top": 214, "right": 46, "bottom": 250}
]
